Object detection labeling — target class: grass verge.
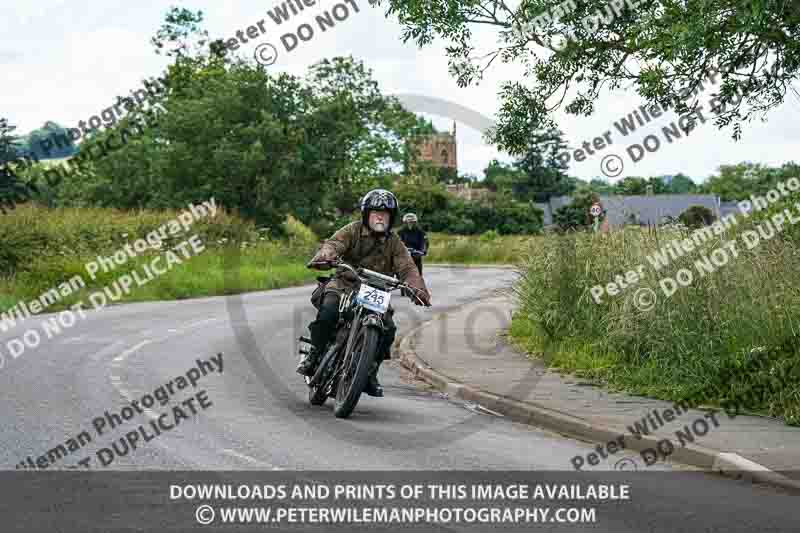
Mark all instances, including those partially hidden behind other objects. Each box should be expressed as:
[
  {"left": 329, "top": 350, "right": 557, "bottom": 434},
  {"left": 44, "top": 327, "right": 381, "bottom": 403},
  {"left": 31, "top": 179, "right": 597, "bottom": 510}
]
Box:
[
  {"left": 425, "top": 231, "right": 542, "bottom": 264},
  {"left": 0, "top": 206, "right": 320, "bottom": 315},
  {"left": 510, "top": 216, "right": 800, "bottom": 425},
  {"left": 0, "top": 206, "right": 538, "bottom": 322}
]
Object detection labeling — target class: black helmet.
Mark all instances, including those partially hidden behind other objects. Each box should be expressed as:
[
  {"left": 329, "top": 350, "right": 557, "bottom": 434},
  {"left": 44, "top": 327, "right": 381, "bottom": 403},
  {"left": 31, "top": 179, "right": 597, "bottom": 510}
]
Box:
[{"left": 360, "top": 189, "right": 399, "bottom": 232}]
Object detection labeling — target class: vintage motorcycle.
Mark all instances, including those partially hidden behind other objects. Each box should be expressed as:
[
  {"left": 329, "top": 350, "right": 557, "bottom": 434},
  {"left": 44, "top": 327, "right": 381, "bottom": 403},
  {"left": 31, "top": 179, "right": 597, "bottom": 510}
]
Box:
[{"left": 298, "top": 259, "right": 429, "bottom": 419}]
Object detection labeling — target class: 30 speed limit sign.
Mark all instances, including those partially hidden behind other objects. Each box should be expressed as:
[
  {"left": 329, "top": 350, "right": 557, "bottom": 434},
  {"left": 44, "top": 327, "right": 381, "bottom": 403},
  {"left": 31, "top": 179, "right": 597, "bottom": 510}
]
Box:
[{"left": 590, "top": 204, "right": 602, "bottom": 217}]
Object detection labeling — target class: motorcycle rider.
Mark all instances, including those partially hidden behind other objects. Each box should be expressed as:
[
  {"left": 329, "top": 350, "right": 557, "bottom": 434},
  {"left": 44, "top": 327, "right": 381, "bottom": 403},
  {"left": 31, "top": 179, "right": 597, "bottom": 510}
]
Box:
[
  {"left": 297, "top": 189, "right": 432, "bottom": 397},
  {"left": 398, "top": 213, "right": 428, "bottom": 276}
]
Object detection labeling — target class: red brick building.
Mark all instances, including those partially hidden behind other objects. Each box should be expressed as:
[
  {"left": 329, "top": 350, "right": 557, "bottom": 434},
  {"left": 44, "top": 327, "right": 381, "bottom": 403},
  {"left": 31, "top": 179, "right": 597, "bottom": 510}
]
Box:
[{"left": 407, "top": 122, "right": 458, "bottom": 173}]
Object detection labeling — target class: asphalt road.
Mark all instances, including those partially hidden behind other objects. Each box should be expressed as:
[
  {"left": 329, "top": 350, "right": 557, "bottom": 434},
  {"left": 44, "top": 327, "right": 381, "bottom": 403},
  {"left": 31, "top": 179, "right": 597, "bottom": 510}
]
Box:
[{"left": 1, "top": 266, "right": 798, "bottom": 531}]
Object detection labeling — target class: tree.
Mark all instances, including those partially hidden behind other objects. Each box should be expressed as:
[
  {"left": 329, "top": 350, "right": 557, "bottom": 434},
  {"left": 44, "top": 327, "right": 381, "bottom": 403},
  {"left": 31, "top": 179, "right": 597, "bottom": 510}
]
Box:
[
  {"left": 700, "top": 162, "right": 782, "bottom": 200},
  {"left": 151, "top": 6, "right": 210, "bottom": 60},
  {"left": 0, "top": 119, "right": 18, "bottom": 166},
  {"left": 372, "top": 0, "right": 800, "bottom": 154},
  {"left": 437, "top": 166, "right": 459, "bottom": 183},
  {"left": 646, "top": 176, "right": 669, "bottom": 194},
  {"left": 665, "top": 173, "right": 698, "bottom": 194},
  {"left": 748, "top": 162, "right": 800, "bottom": 244},
  {"left": 394, "top": 173, "right": 451, "bottom": 213},
  {"left": 614, "top": 176, "right": 648, "bottom": 195},
  {"left": 21, "top": 122, "right": 78, "bottom": 160},
  {"left": 0, "top": 118, "right": 37, "bottom": 213},
  {"left": 482, "top": 159, "right": 521, "bottom": 192},
  {"left": 55, "top": 9, "right": 431, "bottom": 235},
  {"left": 511, "top": 126, "right": 574, "bottom": 202},
  {"left": 393, "top": 173, "right": 542, "bottom": 234},
  {"left": 300, "top": 56, "right": 432, "bottom": 223},
  {"left": 587, "top": 177, "right": 614, "bottom": 195}
]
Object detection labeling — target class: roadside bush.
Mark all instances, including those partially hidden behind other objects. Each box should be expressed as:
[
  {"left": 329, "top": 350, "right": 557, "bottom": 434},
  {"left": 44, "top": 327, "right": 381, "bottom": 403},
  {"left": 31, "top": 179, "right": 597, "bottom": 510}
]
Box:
[
  {"left": 679, "top": 205, "right": 716, "bottom": 228},
  {"left": 552, "top": 204, "right": 585, "bottom": 231},
  {"left": 494, "top": 202, "right": 544, "bottom": 234},
  {"left": 479, "top": 230, "right": 499, "bottom": 242},
  {"left": 552, "top": 191, "right": 602, "bottom": 231},
  {"left": 284, "top": 214, "right": 321, "bottom": 249}
]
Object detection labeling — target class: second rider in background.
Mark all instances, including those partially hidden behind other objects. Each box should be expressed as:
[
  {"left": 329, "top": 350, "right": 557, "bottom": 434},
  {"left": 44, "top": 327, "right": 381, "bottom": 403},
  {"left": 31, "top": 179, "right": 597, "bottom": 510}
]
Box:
[{"left": 398, "top": 213, "right": 428, "bottom": 276}]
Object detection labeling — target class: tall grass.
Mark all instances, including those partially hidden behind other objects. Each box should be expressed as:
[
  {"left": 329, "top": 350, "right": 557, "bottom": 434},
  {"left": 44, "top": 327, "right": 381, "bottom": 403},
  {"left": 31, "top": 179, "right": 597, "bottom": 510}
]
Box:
[
  {"left": 0, "top": 204, "right": 256, "bottom": 276},
  {"left": 0, "top": 206, "right": 320, "bottom": 313},
  {"left": 511, "top": 219, "right": 800, "bottom": 425},
  {"left": 426, "top": 232, "right": 542, "bottom": 264}
]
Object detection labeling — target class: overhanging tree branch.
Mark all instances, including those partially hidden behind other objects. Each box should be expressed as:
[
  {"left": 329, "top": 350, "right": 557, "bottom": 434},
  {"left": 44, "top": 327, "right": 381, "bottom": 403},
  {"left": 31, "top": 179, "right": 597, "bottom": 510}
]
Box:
[{"left": 371, "top": 0, "right": 800, "bottom": 153}]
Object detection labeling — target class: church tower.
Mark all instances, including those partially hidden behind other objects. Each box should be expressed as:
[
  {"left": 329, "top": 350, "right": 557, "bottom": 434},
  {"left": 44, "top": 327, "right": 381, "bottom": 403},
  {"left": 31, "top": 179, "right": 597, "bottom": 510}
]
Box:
[{"left": 407, "top": 121, "right": 458, "bottom": 173}]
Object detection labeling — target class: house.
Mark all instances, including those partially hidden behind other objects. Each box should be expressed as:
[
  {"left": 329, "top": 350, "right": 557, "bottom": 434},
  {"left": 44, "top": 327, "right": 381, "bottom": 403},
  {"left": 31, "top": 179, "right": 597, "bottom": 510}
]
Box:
[
  {"left": 445, "top": 182, "right": 491, "bottom": 202},
  {"left": 536, "top": 194, "right": 741, "bottom": 227},
  {"left": 596, "top": 194, "right": 721, "bottom": 225}
]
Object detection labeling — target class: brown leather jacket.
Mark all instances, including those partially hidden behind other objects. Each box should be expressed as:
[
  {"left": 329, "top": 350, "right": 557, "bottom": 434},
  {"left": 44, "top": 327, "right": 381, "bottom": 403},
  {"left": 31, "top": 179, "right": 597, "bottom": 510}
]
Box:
[{"left": 310, "top": 220, "right": 428, "bottom": 296}]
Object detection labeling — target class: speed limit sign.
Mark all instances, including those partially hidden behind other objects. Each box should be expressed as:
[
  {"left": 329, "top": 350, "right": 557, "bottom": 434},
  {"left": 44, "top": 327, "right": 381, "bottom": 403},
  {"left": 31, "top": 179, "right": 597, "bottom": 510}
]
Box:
[{"left": 590, "top": 204, "right": 602, "bottom": 217}]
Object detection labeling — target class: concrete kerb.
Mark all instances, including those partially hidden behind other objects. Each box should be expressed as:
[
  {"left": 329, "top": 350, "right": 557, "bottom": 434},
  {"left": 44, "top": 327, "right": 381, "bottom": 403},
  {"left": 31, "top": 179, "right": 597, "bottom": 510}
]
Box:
[{"left": 395, "top": 296, "right": 800, "bottom": 495}]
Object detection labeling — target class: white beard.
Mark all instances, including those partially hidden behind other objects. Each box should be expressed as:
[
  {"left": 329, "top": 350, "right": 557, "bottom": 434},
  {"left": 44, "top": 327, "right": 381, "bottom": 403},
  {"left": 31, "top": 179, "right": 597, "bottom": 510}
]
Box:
[{"left": 370, "top": 221, "right": 386, "bottom": 232}]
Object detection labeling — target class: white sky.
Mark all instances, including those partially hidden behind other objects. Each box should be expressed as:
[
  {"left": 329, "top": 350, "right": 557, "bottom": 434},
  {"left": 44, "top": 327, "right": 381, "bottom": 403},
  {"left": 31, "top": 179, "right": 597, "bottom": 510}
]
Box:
[{"left": 2, "top": 0, "right": 799, "bottom": 184}]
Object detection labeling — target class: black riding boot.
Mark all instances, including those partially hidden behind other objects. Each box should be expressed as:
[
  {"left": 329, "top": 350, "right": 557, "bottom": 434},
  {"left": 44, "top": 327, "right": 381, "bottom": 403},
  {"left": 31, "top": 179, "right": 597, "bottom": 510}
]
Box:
[
  {"left": 364, "top": 312, "right": 394, "bottom": 396},
  {"left": 297, "top": 293, "right": 340, "bottom": 376},
  {"left": 364, "top": 358, "right": 384, "bottom": 397},
  {"left": 297, "top": 344, "right": 324, "bottom": 376}
]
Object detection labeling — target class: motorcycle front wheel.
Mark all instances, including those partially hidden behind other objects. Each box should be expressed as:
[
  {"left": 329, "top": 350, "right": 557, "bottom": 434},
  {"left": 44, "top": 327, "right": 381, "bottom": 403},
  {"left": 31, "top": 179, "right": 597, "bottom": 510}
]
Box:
[{"left": 333, "top": 325, "right": 380, "bottom": 418}]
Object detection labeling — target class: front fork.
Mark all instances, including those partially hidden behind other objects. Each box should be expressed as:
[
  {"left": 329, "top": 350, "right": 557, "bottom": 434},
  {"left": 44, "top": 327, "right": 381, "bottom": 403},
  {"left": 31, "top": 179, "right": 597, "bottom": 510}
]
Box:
[{"left": 340, "top": 307, "right": 386, "bottom": 374}]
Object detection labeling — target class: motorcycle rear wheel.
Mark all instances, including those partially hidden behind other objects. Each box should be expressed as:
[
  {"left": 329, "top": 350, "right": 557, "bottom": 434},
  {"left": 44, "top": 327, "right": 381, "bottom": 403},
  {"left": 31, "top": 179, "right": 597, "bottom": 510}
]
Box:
[{"left": 333, "top": 326, "right": 380, "bottom": 418}]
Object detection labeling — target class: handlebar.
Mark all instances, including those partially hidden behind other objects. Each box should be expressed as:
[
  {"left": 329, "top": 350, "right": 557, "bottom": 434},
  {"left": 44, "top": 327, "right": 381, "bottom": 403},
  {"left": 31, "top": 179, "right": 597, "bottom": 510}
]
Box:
[
  {"left": 306, "top": 259, "right": 430, "bottom": 306},
  {"left": 307, "top": 259, "right": 343, "bottom": 271}
]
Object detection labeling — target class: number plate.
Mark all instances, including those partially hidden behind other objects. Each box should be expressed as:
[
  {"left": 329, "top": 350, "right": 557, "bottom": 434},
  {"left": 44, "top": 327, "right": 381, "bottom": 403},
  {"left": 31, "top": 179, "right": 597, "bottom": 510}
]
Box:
[{"left": 355, "top": 285, "right": 391, "bottom": 313}]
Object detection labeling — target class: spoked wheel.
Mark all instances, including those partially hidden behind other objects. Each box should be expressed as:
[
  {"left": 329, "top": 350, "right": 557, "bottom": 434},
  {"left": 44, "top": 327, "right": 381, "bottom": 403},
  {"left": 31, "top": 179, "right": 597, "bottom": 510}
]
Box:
[{"left": 333, "top": 326, "right": 380, "bottom": 418}]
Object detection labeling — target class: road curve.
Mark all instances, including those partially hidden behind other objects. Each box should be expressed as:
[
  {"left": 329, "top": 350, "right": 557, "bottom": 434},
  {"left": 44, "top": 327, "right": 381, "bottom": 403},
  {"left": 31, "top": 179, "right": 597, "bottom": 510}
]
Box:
[{"left": 1, "top": 267, "right": 797, "bottom": 532}]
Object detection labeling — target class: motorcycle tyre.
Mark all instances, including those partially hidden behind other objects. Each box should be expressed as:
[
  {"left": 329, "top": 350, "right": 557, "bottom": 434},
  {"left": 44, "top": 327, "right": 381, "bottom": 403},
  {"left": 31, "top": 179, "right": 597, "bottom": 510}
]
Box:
[{"left": 333, "top": 326, "right": 380, "bottom": 418}]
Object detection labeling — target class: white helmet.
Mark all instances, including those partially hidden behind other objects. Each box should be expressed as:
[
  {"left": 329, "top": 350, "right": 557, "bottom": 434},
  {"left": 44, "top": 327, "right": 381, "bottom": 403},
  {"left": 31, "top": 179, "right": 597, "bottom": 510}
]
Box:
[{"left": 403, "top": 213, "right": 418, "bottom": 223}]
